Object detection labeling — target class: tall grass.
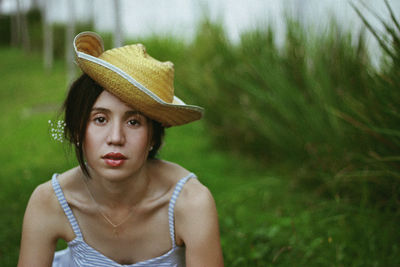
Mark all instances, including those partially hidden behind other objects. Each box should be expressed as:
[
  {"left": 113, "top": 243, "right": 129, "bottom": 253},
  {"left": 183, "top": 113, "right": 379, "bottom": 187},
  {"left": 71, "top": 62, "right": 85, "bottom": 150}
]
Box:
[
  {"left": 176, "top": 6, "right": 400, "bottom": 208},
  {"left": 341, "top": 0, "right": 400, "bottom": 207},
  {"left": 178, "top": 18, "right": 358, "bottom": 160}
]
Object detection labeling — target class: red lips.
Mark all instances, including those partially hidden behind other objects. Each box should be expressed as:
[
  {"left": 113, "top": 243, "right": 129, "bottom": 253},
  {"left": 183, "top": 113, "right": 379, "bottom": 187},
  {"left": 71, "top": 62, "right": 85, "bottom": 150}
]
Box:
[
  {"left": 102, "top": 152, "right": 127, "bottom": 160},
  {"left": 102, "top": 152, "right": 127, "bottom": 167}
]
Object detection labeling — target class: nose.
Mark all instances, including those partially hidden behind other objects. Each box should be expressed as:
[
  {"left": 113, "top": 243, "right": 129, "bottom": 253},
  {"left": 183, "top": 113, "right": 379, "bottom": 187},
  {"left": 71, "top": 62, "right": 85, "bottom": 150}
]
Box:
[{"left": 106, "top": 121, "right": 125, "bottom": 146}]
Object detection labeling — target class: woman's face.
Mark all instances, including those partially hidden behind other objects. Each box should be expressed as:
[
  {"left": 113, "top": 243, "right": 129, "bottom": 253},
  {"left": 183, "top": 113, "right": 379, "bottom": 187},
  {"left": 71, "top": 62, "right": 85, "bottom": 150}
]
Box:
[{"left": 84, "top": 90, "right": 153, "bottom": 180}]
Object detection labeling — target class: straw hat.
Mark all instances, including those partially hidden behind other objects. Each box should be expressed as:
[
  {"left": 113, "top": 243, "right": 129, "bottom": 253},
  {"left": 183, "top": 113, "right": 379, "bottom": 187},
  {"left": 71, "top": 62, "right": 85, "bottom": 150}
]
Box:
[{"left": 73, "top": 31, "right": 203, "bottom": 127}]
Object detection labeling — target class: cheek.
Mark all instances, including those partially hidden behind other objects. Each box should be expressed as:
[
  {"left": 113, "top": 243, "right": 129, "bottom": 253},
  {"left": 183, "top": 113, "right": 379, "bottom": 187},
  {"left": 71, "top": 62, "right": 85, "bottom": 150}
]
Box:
[
  {"left": 128, "top": 131, "right": 151, "bottom": 151},
  {"left": 83, "top": 125, "right": 102, "bottom": 157}
]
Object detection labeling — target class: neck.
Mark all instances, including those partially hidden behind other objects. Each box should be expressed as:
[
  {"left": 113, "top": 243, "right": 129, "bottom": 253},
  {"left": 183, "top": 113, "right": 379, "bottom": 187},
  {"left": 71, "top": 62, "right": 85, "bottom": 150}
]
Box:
[{"left": 82, "top": 163, "right": 151, "bottom": 209}]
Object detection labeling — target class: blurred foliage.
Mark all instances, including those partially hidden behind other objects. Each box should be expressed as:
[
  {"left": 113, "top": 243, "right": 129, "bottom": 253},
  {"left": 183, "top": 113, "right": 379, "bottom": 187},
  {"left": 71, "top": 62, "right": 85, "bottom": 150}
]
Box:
[
  {"left": 175, "top": 5, "right": 400, "bottom": 209},
  {"left": 0, "top": 8, "right": 104, "bottom": 57},
  {"left": 0, "top": 13, "right": 11, "bottom": 46}
]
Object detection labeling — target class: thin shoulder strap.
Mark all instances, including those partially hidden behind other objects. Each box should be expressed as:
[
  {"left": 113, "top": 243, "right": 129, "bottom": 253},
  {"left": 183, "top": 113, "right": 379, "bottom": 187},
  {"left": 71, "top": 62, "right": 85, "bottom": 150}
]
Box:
[
  {"left": 168, "top": 172, "right": 197, "bottom": 248},
  {"left": 51, "top": 174, "right": 83, "bottom": 238}
]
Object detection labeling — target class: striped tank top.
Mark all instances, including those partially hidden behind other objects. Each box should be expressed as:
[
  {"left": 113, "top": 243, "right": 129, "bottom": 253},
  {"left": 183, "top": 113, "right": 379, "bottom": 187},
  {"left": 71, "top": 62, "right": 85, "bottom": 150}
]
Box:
[{"left": 51, "top": 173, "right": 196, "bottom": 267}]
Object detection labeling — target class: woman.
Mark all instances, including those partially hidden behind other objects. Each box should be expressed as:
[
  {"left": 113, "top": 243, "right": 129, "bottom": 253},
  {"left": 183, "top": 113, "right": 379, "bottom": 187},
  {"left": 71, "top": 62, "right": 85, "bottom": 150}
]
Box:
[{"left": 18, "top": 32, "right": 224, "bottom": 267}]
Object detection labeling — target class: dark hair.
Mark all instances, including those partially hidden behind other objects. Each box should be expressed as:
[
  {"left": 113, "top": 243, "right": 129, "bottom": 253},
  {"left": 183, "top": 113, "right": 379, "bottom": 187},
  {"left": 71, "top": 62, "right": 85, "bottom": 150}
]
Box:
[{"left": 63, "top": 74, "right": 165, "bottom": 177}]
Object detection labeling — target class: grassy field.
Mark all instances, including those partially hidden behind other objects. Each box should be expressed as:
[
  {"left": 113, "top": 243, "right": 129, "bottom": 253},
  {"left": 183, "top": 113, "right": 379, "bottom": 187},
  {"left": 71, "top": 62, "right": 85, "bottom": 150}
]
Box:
[{"left": 0, "top": 46, "right": 399, "bottom": 267}]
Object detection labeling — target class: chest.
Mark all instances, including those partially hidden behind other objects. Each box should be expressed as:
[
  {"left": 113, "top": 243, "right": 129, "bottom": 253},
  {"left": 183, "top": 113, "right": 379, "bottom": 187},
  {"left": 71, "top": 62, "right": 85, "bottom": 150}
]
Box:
[{"left": 68, "top": 198, "right": 174, "bottom": 264}]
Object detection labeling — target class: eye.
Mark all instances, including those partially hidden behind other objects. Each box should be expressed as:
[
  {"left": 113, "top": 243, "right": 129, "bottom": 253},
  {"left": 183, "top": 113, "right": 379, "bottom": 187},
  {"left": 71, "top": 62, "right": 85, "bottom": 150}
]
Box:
[
  {"left": 128, "top": 119, "right": 140, "bottom": 127},
  {"left": 94, "top": 116, "right": 107, "bottom": 125}
]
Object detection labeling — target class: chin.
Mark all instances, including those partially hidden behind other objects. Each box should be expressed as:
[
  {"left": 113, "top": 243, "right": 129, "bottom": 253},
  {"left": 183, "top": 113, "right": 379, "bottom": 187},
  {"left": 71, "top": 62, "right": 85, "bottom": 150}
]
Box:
[
  {"left": 92, "top": 165, "right": 143, "bottom": 181},
  {"left": 86, "top": 157, "right": 147, "bottom": 179}
]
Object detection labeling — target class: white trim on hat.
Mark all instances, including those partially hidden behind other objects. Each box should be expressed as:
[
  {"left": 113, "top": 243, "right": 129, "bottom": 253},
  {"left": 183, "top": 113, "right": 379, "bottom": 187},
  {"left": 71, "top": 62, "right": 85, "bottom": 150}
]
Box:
[
  {"left": 76, "top": 51, "right": 204, "bottom": 113},
  {"left": 76, "top": 51, "right": 167, "bottom": 104},
  {"left": 73, "top": 32, "right": 204, "bottom": 115}
]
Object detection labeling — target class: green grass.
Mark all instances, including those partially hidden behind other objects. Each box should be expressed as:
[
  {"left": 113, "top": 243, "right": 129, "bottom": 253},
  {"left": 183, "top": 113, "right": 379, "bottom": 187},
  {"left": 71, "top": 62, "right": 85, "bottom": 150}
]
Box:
[
  {"left": 176, "top": 13, "right": 400, "bottom": 210},
  {"left": 0, "top": 46, "right": 399, "bottom": 266}
]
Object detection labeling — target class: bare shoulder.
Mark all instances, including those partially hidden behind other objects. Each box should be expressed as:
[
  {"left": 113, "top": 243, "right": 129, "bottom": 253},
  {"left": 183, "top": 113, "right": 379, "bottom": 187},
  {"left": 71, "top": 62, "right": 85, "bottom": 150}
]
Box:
[
  {"left": 174, "top": 175, "right": 218, "bottom": 238},
  {"left": 176, "top": 177, "right": 215, "bottom": 215},
  {"left": 24, "top": 178, "right": 66, "bottom": 238},
  {"left": 18, "top": 174, "right": 71, "bottom": 266},
  {"left": 28, "top": 179, "right": 59, "bottom": 218},
  {"left": 23, "top": 168, "right": 80, "bottom": 241},
  {"left": 173, "top": 176, "right": 224, "bottom": 266},
  {"left": 149, "top": 159, "right": 192, "bottom": 184},
  {"left": 150, "top": 159, "right": 216, "bottom": 220},
  {"left": 56, "top": 166, "right": 82, "bottom": 189}
]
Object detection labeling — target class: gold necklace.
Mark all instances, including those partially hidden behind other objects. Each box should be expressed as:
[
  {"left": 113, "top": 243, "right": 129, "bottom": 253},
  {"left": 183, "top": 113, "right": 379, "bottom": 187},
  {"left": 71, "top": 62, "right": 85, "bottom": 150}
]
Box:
[{"left": 83, "top": 179, "right": 135, "bottom": 235}]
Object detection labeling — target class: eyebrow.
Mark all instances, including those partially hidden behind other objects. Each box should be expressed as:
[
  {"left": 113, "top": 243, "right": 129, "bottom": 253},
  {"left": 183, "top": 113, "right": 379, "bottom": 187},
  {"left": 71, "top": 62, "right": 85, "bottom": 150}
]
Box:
[{"left": 91, "top": 107, "right": 143, "bottom": 117}]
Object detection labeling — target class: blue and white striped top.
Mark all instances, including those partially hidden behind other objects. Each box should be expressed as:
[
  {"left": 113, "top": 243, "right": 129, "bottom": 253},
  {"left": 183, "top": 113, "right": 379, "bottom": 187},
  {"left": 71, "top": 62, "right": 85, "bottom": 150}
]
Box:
[{"left": 51, "top": 173, "right": 196, "bottom": 267}]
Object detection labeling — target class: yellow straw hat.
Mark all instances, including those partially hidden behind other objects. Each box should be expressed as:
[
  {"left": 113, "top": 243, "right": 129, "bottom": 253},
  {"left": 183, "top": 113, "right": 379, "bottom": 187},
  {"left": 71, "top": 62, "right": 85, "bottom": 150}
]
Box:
[{"left": 73, "top": 31, "right": 203, "bottom": 127}]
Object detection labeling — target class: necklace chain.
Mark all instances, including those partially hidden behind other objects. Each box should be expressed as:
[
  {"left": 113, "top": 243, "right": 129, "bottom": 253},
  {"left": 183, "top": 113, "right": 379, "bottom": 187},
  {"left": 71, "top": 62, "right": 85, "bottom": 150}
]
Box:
[{"left": 83, "top": 179, "right": 135, "bottom": 229}]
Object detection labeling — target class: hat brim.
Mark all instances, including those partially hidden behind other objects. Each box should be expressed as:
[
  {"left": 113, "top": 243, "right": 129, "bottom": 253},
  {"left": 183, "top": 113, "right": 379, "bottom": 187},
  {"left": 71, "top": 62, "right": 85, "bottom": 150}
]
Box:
[{"left": 74, "top": 32, "right": 203, "bottom": 127}]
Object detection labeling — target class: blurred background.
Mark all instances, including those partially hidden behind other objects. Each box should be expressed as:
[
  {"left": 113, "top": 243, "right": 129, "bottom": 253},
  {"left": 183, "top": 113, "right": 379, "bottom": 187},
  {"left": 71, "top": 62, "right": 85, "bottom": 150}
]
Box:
[{"left": 1, "top": 0, "right": 399, "bottom": 266}]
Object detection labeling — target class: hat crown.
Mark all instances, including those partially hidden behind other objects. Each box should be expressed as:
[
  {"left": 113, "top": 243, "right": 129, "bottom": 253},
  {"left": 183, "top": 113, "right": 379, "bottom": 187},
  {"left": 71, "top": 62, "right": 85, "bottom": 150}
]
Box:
[
  {"left": 74, "top": 31, "right": 203, "bottom": 126},
  {"left": 99, "top": 44, "right": 175, "bottom": 103}
]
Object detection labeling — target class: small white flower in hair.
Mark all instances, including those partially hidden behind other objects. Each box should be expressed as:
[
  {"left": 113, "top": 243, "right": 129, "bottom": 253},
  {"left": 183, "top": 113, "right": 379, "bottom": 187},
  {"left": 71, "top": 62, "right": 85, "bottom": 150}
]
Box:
[{"left": 48, "top": 119, "right": 66, "bottom": 143}]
